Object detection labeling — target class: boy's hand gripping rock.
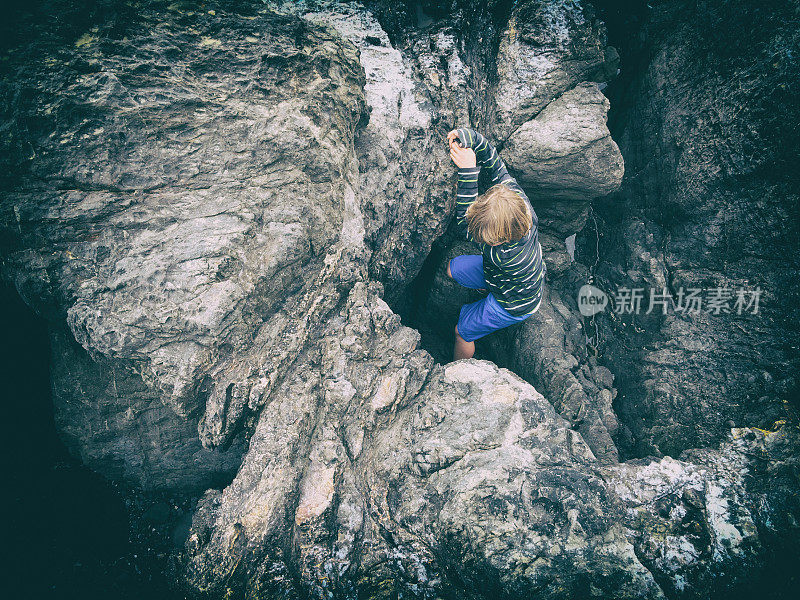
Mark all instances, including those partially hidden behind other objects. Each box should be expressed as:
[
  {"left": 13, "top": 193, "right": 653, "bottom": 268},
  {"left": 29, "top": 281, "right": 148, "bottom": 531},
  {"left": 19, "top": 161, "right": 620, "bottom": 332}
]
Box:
[{"left": 447, "top": 130, "right": 476, "bottom": 169}]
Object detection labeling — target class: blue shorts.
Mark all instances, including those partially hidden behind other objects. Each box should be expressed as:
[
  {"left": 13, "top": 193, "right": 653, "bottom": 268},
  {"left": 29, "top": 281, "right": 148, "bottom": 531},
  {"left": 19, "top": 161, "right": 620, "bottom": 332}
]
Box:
[{"left": 449, "top": 254, "right": 533, "bottom": 342}]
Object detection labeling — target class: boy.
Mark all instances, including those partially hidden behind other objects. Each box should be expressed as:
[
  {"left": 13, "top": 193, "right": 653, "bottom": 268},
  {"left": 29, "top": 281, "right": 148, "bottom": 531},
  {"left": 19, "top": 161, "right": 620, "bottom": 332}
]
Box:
[{"left": 446, "top": 127, "right": 545, "bottom": 361}]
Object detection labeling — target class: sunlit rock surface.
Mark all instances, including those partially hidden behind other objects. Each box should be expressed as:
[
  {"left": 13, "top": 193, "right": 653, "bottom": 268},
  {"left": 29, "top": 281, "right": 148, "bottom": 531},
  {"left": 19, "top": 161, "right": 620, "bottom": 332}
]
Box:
[{"left": 184, "top": 283, "right": 798, "bottom": 598}]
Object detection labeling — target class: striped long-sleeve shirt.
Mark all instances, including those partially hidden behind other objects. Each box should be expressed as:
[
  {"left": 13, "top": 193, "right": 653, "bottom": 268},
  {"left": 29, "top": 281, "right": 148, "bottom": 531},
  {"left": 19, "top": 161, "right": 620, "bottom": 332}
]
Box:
[{"left": 454, "top": 127, "right": 544, "bottom": 316}]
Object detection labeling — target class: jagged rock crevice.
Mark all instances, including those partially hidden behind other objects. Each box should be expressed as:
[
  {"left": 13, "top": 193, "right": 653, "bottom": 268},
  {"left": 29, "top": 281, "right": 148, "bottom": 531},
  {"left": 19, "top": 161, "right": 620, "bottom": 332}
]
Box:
[
  {"left": 580, "top": 0, "right": 800, "bottom": 459},
  {"left": 376, "top": 0, "right": 625, "bottom": 463}
]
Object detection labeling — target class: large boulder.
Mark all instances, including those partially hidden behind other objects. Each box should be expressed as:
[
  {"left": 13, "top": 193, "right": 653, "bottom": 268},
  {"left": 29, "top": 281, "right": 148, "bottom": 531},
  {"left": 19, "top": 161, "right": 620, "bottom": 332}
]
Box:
[
  {"left": 493, "top": 0, "right": 618, "bottom": 140},
  {"left": 182, "top": 282, "right": 800, "bottom": 598},
  {"left": 1, "top": 1, "right": 368, "bottom": 489},
  {"left": 503, "top": 82, "right": 624, "bottom": 233}
]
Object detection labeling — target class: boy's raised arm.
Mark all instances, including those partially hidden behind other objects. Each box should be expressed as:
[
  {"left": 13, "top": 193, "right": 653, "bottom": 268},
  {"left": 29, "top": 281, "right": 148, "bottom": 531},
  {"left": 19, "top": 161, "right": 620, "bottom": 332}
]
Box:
[
  {"left": 453, "top": 127, "right": 536, "bottom": 228},
  {"left": 448, "top": 130, "right": 480, "bottom": 239},
  {"left": 449, "top": 127, "right": 538, "bottom": 242},
  {"left": 454, "top": 164, "right": 480, "bottom": 237},
  {"left": 454, "top": 127, "right": 517, "bottom": 190}
]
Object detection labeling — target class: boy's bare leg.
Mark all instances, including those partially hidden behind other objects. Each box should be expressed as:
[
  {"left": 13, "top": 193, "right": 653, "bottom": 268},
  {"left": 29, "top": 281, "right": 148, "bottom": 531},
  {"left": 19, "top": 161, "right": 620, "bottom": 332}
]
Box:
[
  {"left": 450, "top": 262, "right": 477, "bottom": 359},
  {"left": 454, "top": 325, "right": 475, "bottom": 360}
]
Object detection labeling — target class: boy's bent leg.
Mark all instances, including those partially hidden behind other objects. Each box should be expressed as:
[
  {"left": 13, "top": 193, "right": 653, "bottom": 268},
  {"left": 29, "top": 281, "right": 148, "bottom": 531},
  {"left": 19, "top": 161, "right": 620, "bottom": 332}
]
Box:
[
  {"left": 454, "top": 325, "right": 475, "bottom": 360},
  {"left": 448, "top": 259, "right": 484, "bottom": 290},
  {"left": 449, "top": 255, "right": 487, "bottom": 290},
  {"left": 453, "top": 294, "right": 532, "bottom": 362}
]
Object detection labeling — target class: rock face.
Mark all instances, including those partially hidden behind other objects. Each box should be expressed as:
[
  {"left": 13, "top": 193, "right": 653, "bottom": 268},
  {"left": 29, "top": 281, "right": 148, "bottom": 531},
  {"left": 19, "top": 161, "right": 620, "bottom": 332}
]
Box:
[
  {"left": 364, "top": 0, "right": 624, "bottom": 277},
  {"left": 184, "top": 283, "right": 799, "bottom": 599},
  {"left": 584, "top": 0, "right": 800, "bottom": 458},
  {"left": 504, "top": 83, "right": 624, "bottom": 232},
  {"left": 286, "top": 0, "right": 468, "bottom": 304},
  {"left": 2, "top": 1, "right": 372, "bottom": 489},
  {"left": 1, "top": 0, "right": 798, "bottom": 598},
  {"left": 492, "top": 0, "right": 618, "bottom": 140}
]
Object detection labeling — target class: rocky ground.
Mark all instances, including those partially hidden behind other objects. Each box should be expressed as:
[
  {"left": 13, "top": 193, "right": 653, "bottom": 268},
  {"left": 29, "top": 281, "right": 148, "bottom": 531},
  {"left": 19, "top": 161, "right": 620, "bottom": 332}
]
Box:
[{"left": 1, "top": 1, "right": 798, "bottom": 598}]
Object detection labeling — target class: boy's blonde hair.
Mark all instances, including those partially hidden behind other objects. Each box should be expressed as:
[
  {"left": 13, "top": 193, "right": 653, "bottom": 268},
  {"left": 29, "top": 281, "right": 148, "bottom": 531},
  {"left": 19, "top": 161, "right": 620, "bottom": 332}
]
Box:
[{"left": 466, "top": 184, "right": 532, "bottom": 246}]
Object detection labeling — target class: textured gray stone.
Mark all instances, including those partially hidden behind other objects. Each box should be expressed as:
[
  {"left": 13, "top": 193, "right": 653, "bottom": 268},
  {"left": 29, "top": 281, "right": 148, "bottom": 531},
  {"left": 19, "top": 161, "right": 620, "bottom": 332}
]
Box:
[
  {"left": 182, "top": 283, "right": 799, "bottom": 598},
  {"left": 1, "top": 3, "right": 371, "bottom": 488},
  {"left": 493, "top": 0, "right": 618, "bottom": 140},
  {"left": 504, "top": 82, "right": 624, "bottom": 232},
  {"left": 50, "top": 329, "right": 245, "bottom": 490},
  {"left": 279, "top": 1, "right": 468, "bottom": 302},
  {"left": 0, "top": 0, "right": 797, "bottom": 597},
  {"left": 587, "top": 0, "right": 800, "bottom": 458}
]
